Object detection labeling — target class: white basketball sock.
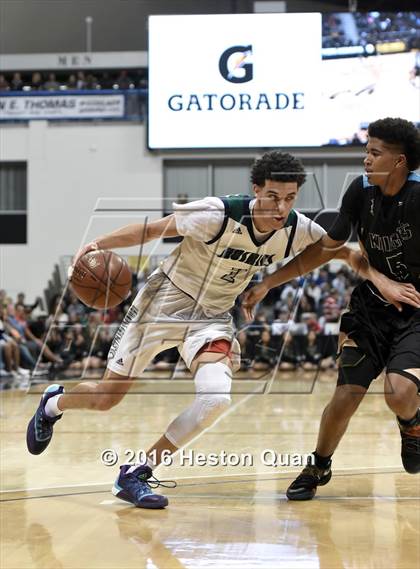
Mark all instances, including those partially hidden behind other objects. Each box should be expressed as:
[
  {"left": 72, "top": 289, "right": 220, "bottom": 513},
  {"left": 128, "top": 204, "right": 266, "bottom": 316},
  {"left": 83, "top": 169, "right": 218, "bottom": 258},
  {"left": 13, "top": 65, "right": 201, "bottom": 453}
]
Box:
[
  {"left": 44, "top": 394, "right": 63, "bottom": 417},
  {"left": 126, "top": 456, "right": 155, "bottom": 473}
]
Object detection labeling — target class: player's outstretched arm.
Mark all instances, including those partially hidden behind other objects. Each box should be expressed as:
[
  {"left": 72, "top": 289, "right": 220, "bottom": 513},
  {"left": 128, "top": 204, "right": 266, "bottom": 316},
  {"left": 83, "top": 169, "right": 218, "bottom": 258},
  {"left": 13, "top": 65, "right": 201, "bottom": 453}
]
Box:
[
  {"left": 340, "top": 246, "right": 420, "bottom": 311},
  {"left": 242, "top": 237, "right": 420, "bottom": 321},
  {"left": 242, "top": 235, "right": 344, "bottom": 321},
  {"left": 72, "top": 215, "right": 180, "bottom": 266}
]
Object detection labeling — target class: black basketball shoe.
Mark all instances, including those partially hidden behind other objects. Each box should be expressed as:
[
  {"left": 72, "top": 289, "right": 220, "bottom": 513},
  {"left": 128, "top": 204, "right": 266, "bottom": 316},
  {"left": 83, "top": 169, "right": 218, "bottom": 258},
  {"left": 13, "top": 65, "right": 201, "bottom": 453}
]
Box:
[
  {"left": 286, "top": 457, "right": 332, "bottom": 501},
  {"left": 398, "top": 409, "right": 420, "bottom": 474}
]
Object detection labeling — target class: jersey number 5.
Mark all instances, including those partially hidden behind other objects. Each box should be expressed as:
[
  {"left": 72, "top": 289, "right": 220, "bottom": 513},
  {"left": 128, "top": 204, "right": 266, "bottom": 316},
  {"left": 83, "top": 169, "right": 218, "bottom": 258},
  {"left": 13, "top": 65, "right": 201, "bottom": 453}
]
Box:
[{"left": 386, "top": 252, "right": 409, "bottom": 280}]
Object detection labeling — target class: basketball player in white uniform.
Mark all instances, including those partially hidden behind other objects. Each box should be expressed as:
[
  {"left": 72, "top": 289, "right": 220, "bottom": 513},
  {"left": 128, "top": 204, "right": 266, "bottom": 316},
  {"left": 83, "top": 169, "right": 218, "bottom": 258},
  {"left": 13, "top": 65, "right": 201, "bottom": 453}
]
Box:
[{"left": 26, "top": 151, "right": 380, "bottom": 509}]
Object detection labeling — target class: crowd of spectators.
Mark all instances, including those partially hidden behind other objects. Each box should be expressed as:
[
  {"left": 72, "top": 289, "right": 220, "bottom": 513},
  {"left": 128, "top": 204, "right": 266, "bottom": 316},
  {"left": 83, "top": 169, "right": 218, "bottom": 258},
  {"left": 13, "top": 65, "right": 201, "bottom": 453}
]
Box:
[
  {"left": 0, "top": 69, "right": 148, "bottom": 92},
  {"left": 229, "top": 263, "right": 359, "bottom": 372},
  {"left": 322, "top": 14, "right": 354, "bottom": 50},
  {"left": 354, "top": 12, "right": 419, "bottom": 49},
  {"left": 0, "top": 288, "right": 122, "bottom": 389},
  {"left": 0, "top": 263, "right": 359, "bottom": 389},
  {"left": 322, "top": 11, "right": 420, "bottom": 50}
]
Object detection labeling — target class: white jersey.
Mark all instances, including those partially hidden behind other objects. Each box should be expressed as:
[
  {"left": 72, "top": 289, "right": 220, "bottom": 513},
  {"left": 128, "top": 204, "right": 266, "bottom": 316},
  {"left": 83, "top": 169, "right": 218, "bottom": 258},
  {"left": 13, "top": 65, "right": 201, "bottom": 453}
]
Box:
[{"left": 160, "top": 194, "right": 325, "bottom": 314}]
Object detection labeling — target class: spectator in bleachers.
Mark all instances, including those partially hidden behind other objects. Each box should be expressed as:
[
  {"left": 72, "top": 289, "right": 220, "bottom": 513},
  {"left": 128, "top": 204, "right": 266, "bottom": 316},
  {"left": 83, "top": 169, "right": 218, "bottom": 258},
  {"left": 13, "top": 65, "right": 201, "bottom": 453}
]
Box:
[
  {"left": 46, "top": 296, "right": 69, "bottom": 331},
  {"left": 313, "top": 267, "right": 331, "bottom": 287},
  {"left": 283, "top": 291, "right": 297, "bottom": 314},
  {"left": 252, "top": 329, "right": 276, "bottom": 371},
  {"left": 65, "top": 292, "right": 87, "bottom": 321},
  {"left": 66, "top": 73, "right": 78, "bottom": 90},
  {"left": 46, "top": 327, "right": 65, "bottom": 358},
  {"left": 70, "top": 325, "right": 89, "bottom": 368},
  {"left": 271, "top": 309, "right": 289, "bottom": 337},
  {"left": 304, "top": 279, "right": 322, "bottom": 311},
  {"left": 332, "top": 269, "right": 349, "bottom": 296},
  {"left": 43, "top": 72, "right": 60, "bottom": 91},
  {"left": 0, "top": 74, "right": 10, "bottom": 91},
  {"left": 116, "top": 70, "right": 134, "bottom": 90},
  {"left": 302, "top": 329, "right": 334, "bottom": 371},
  {"left": 99, "top": 71, "right": 114, "bottom": 89},
  {"left": 16, "top": 292, "right": 42, "bottom": 315},
  {"left": 91, "top": 327, "right": 112, "bottom": 364},
  {"left": 296, "top": 293, "right": 316, "bottom": 321},
  {"left": 6, "top": 303, "right": 61, "bottom": 368},
  {"left": 85, "top": 72, "right": 99, "bottom": 90},
  {"left": 0, "top": 308, "right": 30, "bottom": 381},
  {"left": 323, "top": 11, "right": 419, "bottom": 50},
  {"left": 10, "top": 72, "right": 23, "bottom": 91},
  {"left": 3, "top": 68, "right": 150, "bottom": 93},
  {"left": 30, "top": 72, "right": 43, "bottom": 90},
  {"left": 237, "top": 330, "right": 253, "bottom": 370},
  {"left": 76, "top": 71, "right": 86, "bottom": 89},
  {"left": 320, "top": 292, "right": 341, "bottom": 324},
  {"left": 278, "top": 278, "right": 299, "bottom": 303},
  {"left": 245, "top": 312, "right": 268, "bottom": 353},
  {"left": 279, "top": 334, "right": 302, "bottom": 371},
  {"left": 0, "top": 342, "right": 7, "bottom": 378},
  {"left": 0, "top": 315, "right": 29, "bottom": 381}
]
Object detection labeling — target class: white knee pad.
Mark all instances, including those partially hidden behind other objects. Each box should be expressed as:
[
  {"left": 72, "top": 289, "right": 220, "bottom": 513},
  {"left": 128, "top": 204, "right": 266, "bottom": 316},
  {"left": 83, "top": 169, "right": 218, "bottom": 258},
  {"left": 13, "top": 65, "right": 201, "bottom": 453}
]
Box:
[{"left": 165, "top": 362, "right": 232, "bottom": 448}]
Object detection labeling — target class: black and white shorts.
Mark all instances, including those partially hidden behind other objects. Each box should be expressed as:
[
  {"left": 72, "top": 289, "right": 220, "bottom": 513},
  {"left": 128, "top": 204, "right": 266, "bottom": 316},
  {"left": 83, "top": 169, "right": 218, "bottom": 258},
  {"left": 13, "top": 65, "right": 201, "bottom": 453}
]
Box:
[{"left": 337, "top": 282, "right": 420, "bottom": 390}]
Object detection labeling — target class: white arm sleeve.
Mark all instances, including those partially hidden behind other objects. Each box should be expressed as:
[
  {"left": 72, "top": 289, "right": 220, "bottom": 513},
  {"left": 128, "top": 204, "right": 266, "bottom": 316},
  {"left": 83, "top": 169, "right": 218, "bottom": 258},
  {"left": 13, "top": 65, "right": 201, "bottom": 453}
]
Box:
[{"left": 173, "top": 197, "right": 225, "bottom": 242}]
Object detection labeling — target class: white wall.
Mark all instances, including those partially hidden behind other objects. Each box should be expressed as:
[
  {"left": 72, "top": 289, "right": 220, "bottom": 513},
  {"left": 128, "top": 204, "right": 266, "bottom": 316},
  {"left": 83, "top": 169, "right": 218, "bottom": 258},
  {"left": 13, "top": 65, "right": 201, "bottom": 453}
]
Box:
[{"left": 0, "top": 121, "right": 173, "bottom": 301}]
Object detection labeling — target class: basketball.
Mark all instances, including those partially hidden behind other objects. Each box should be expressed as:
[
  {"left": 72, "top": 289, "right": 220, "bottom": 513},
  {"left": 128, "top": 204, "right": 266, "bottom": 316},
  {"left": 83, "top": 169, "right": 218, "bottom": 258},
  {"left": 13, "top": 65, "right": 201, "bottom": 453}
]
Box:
[{"left": 70, "top": 250, "right": 132, "bottom": 309}]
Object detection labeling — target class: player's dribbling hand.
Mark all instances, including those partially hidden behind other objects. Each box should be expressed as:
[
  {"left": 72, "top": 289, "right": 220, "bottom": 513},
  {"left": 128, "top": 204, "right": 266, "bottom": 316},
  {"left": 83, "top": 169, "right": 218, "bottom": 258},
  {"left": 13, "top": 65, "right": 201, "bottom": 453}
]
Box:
[
  {"left": 241, "top": 282, "right": 269, "bottom": 322},
  {"left": 68, "top": 241, "right": 99, "bottom": 279},
  {"left": 374, "top": 276, "right": 420, "bottom": 311}
]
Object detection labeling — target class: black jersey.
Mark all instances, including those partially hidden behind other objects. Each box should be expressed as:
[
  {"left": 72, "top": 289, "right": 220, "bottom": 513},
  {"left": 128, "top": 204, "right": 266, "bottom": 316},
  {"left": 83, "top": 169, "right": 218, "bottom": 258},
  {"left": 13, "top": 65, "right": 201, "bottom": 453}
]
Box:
[{"left": 328, "top": 173, "right": 420, "bottom": 291}]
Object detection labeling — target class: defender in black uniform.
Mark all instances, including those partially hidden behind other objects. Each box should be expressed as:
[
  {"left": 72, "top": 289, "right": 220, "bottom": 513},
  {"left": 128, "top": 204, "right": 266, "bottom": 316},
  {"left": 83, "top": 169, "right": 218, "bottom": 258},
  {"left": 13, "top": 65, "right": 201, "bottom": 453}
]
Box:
[{"left": 242, "top": 118, "right": 420, "bottom": 498}]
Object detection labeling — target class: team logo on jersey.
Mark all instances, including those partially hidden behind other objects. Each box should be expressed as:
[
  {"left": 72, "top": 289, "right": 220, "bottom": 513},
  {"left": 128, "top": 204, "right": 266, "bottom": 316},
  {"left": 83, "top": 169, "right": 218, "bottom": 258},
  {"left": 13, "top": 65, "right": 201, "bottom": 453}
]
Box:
[
  {"left": 368, "top": 222, "right": 412, "bottom": 253},
  {"left": 217, "top": 246, "right": 274, "bottom": 267},
  {"left": 219, "top": 45, "right": 253, "bottom": 83}
]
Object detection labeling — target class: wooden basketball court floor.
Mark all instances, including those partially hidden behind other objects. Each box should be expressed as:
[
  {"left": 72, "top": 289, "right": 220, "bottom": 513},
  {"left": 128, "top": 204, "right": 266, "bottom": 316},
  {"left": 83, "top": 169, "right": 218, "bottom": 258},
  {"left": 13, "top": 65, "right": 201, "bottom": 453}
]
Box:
[{"left": 1, "top": 370, "right": 419, "bottom": 569}]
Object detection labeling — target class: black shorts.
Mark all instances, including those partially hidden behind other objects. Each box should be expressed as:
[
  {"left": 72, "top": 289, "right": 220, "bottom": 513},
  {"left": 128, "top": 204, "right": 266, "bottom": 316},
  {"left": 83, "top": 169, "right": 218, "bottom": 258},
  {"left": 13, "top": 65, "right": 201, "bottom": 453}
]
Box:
[{"left": 337, "top": 282, "right": 420, "bottom": 390}]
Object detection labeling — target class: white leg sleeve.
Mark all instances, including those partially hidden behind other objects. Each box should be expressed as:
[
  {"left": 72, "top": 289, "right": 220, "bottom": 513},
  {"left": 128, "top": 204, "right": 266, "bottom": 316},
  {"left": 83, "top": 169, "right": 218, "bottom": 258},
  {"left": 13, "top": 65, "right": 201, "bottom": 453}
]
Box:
[{"left": 165, "top": 362, "right": 232, "bottom": 448}]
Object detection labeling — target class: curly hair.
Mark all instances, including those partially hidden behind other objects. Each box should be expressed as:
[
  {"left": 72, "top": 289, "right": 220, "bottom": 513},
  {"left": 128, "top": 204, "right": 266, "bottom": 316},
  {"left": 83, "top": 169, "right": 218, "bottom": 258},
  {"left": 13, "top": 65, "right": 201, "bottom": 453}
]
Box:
[
  {"left": 250, "top": 151, "right": 306, "bottom": 188},
  {"left": 368, "top": 117, "right": 420, "bottom": 171}
]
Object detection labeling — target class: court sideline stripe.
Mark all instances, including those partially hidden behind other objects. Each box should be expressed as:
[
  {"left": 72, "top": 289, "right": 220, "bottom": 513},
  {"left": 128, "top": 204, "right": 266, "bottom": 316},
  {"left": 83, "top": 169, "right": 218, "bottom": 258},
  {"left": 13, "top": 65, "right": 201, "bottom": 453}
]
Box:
[{"left": 0, "top": 466, "right": 409, "bottom": 502}]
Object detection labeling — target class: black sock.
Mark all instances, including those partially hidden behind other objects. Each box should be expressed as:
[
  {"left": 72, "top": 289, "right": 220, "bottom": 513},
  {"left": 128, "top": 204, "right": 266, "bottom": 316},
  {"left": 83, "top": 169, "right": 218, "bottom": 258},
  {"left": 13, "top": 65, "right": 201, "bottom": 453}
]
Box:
[
  {"left": 398, "top": 408, "right": 420, "bottom": 428},
  {"left": 313, "top": 451, "right": 332, "bottom": 469}
]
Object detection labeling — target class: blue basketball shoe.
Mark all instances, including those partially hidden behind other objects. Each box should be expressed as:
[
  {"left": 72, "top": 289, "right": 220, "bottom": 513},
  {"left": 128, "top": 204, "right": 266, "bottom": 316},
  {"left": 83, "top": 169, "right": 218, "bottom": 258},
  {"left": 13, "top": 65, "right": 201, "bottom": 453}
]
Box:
[
  {"left": 26, "top": 384, "right": 64, "bottom": 455},
  {"left": 112, "top": 464, "right": 174, "bottom": 509}
]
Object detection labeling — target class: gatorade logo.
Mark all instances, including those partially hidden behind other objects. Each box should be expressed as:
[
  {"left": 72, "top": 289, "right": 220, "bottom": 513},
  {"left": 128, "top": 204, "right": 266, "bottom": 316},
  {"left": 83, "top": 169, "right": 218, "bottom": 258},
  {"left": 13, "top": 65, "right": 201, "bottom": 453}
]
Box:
[{"left": 219, "top": 45, "right": 253, "bottom": 83}]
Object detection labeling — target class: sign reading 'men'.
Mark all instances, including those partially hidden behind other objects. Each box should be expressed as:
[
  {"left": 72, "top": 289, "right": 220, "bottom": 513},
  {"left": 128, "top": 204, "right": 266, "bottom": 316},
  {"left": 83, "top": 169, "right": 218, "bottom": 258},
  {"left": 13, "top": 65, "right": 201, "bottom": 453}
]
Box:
[{"left": 148, "top": 13, "right": 322, "bottom": 149}]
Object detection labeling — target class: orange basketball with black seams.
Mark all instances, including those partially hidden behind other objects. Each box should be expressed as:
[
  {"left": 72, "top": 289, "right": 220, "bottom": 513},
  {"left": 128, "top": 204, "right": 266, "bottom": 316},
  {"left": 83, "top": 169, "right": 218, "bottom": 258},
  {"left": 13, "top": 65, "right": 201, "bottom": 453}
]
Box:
[{"left": 70, "top": 250, "right": 132, "bottom": 309}]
